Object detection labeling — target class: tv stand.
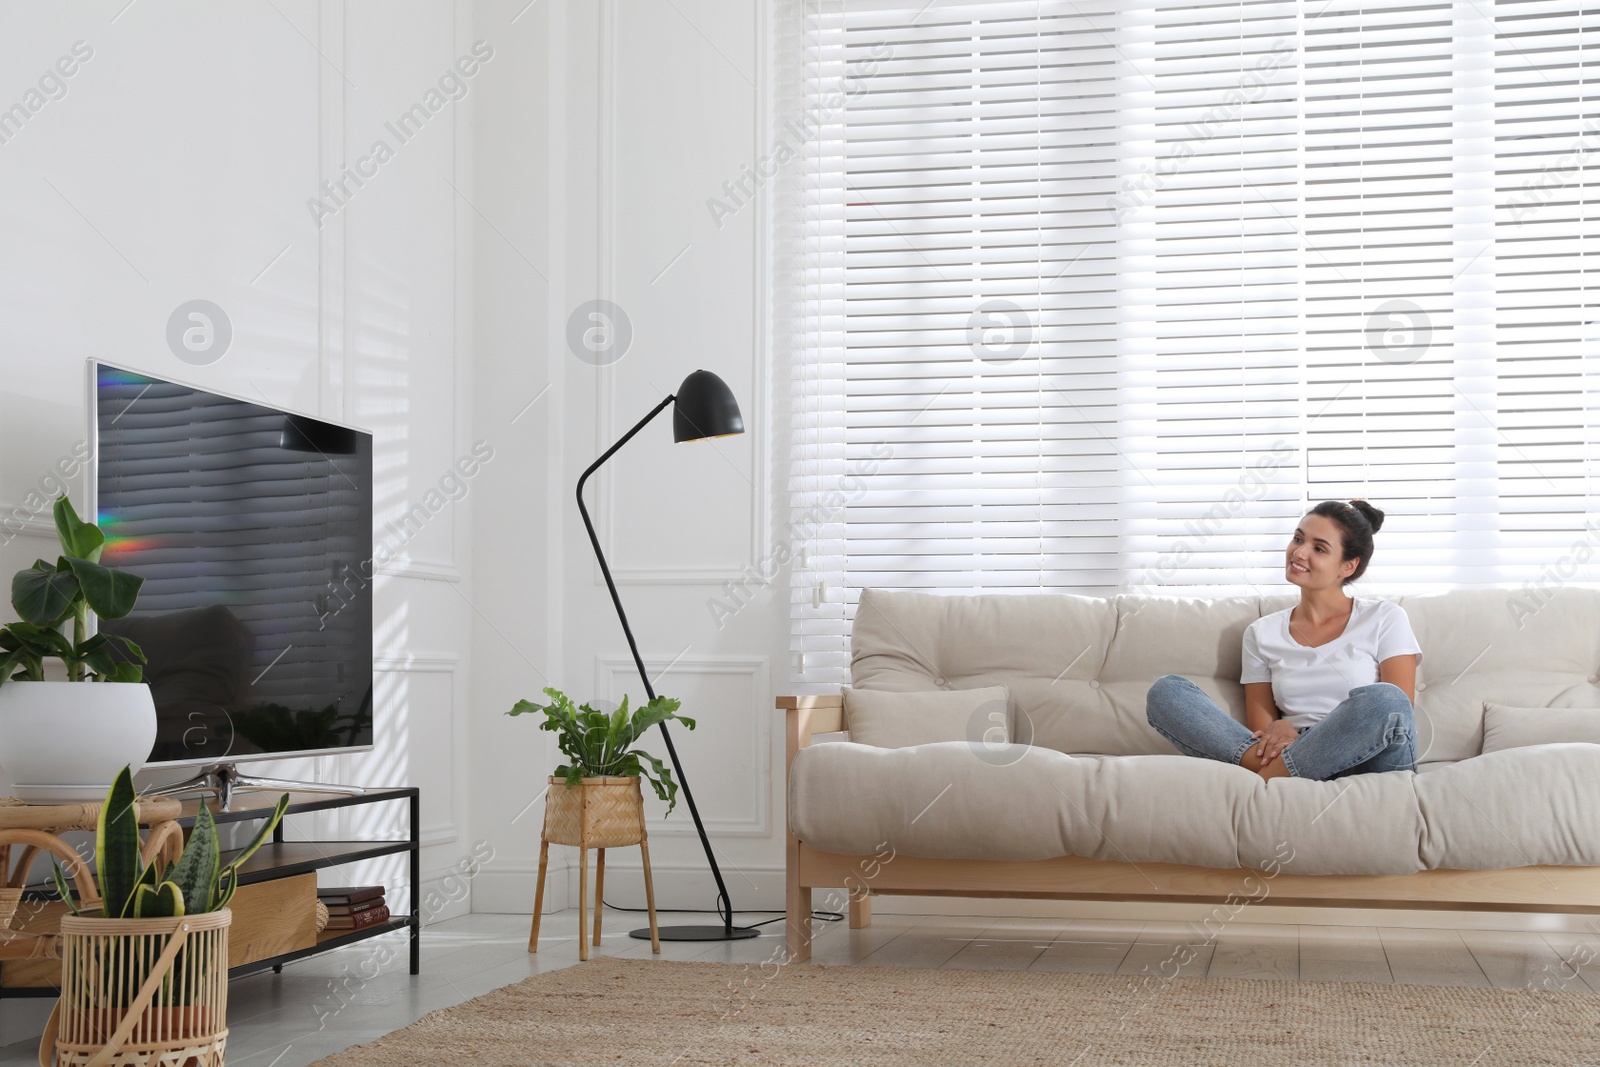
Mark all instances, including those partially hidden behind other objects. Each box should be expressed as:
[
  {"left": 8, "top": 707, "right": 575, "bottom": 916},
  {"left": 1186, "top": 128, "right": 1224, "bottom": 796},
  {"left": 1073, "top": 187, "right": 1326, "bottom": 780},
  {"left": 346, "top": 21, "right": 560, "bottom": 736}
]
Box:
[{"left": 145, "top": 762, "right": 365, "bottom": 811}]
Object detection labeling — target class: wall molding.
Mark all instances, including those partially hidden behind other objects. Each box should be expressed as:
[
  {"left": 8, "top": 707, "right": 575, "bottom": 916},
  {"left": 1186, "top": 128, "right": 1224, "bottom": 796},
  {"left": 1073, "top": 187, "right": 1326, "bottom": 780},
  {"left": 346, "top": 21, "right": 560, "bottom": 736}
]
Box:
[
  {"left": 374, "top": 651, "right": 461, "bottom": 672},
  {"left": 373, "top": 652, "right": 463, "bottom": 845},
  {"left": 376, "top": 558, "right": 464, "bottom": 583},
  {"left": 590, "top": 0, "right": 767, "bottom": 586},
  {"left": 0, "top": 506, "right": 55, "bottom": 540},
  {"left": 318, "top": 0, "right": 347, "bottom": 423},
  {"left": 594, "top": 653, "right": 771, "bottom": 837}
]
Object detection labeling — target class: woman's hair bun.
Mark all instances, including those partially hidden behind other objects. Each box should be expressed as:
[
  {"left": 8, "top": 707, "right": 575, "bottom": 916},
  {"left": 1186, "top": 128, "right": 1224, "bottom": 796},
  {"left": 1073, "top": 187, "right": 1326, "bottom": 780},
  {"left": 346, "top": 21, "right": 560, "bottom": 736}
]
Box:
[{"left": 1349, "top": 499, "right": 1384, "bottom": 534}]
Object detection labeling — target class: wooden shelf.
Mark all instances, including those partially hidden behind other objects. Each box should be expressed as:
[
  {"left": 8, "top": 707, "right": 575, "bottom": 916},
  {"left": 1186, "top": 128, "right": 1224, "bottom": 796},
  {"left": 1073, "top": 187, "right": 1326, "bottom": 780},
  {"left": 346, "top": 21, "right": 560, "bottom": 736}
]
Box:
[{"left": 227, "top": 841, "right": 415, "bottom": 884}]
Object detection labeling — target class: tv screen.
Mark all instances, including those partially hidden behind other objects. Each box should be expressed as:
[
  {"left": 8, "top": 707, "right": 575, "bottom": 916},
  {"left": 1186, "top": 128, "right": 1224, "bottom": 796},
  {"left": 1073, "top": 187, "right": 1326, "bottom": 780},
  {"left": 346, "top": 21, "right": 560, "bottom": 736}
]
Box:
[{"left": 91, "top": 362, "right": 374, "bottom": 767}]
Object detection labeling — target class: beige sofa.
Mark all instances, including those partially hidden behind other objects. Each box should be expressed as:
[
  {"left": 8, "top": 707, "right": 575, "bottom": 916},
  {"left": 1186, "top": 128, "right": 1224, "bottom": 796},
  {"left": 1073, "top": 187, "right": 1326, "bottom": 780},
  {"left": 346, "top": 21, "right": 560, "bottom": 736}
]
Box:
[{"left": 780, "top": 586, "right": 1600, "bottom": 961}]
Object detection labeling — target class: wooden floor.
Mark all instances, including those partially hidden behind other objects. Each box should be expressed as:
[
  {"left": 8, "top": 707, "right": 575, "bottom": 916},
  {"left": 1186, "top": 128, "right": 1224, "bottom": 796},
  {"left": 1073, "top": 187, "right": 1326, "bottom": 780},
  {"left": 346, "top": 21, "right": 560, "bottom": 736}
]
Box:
[{"left": 3, "top": 908, "right": 1597, "bottom": 1065}]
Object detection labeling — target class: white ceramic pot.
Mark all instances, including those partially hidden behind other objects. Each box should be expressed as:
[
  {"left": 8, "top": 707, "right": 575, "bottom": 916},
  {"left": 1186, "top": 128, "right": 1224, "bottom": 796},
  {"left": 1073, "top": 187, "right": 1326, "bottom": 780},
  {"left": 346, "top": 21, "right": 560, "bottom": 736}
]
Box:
[{"left": 0, "top": 681, "right": 158, "bottom": 803}]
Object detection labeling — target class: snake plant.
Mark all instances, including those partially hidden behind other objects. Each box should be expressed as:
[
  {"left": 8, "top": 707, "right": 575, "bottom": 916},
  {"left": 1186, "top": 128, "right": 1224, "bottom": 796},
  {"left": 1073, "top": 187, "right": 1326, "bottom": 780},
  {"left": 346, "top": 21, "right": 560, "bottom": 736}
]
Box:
[{"left": 53, "top": 765, "right": 290, "bottom": 918}]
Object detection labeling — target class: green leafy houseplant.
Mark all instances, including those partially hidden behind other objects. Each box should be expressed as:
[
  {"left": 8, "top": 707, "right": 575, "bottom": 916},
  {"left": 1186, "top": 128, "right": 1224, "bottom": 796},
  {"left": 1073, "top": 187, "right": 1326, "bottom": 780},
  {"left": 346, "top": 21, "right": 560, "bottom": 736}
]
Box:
[
  {"left": 0, "top": 495, "right": 147, "bottom": 687},
  {"left": 53, "top": 765, "right": 290, "bottom": 919},
  {"left": 507, "top": 687, "right": 696, "bottom": 813}
]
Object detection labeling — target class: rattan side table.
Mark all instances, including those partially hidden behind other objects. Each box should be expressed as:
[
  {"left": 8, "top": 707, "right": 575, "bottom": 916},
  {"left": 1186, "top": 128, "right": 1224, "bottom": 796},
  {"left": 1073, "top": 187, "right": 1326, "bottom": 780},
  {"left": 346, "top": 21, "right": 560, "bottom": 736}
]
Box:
[
  {"left": 527, "top": 776, "right": 659, "bottom": 961},
  {"left": 0, "top": 795, "right": 184, "bottom": 962}
]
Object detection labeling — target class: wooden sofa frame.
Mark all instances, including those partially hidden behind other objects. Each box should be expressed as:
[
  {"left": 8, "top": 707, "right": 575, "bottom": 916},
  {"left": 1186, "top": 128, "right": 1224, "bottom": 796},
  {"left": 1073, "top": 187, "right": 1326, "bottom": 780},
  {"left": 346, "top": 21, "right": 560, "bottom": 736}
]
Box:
[{"left": 780, "top": 694, "right": 1600, "bottom": 963}]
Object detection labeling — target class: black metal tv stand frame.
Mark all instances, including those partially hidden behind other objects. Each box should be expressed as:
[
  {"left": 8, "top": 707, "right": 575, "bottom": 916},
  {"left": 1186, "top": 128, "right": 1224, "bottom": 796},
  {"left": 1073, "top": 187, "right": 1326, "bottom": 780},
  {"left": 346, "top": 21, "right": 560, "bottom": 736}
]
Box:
[
  {"left": 143, "top": 762, "right": 365, "bottom": 812},
  {"left": 218, "top": 786, "right": 420, "bottom": 980}
]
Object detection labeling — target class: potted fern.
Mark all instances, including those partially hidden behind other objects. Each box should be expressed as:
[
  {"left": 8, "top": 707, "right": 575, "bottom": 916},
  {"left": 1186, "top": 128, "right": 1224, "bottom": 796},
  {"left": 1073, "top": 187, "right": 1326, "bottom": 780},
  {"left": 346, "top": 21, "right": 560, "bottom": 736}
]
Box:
[
  {"left": 0, "top": 494, "right": 153, "bottom": 802},
  {"left": 508, "top": 687, "right": 696, "bottom": 819},
  {"left": 41, "top": 765, "right": 289, "bottom": 1067},
  {"left": 509, "top": 688, "right": 694, "bottom": 960}
]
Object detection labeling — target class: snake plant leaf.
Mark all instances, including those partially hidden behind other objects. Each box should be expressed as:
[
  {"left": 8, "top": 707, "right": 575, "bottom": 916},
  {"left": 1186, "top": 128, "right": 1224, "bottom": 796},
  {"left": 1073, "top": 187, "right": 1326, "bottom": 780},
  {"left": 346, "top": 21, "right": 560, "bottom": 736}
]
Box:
[
  {"left": 11, "top": 560, "right": 79, "bottom": 627},
  {"left": 214, "top": 865, "right": 239, "bottom": 911},
  {"left": 132, "top": 881, "right": 185, "bottom": 919},
  {"left": 169, "top": 804, "right": 222, "bottom": 915},
  {"left": 225, "top": 793, "right": 290, "bottom": 875},
  {"left": 96, "top": 766, "right": 142, "bottom": 919},
  {"left": 65, "top": 556, "right": 143, "bottom": 620},
  {"left": 52, "top": 495, "right": 106, "bottom": 563},
  {"left": 138, "top": 881, "right": 185, "bottom": 919},
  {"left": 49, "top": 861, "right": 82, "bottom": 917}
]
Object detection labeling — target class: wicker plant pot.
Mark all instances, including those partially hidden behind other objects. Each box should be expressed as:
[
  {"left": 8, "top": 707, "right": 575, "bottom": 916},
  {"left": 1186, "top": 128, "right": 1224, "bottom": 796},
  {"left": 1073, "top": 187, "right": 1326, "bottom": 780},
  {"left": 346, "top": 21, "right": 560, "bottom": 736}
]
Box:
[
  {"left": 542, "top": 775, "right": 646, "bottom": 848},
  {"left": 40, "top": 909, "right": 231, "bottom": 1067},
  {"left": 531, "top": 776, "right": 658, "bottom": 960}
]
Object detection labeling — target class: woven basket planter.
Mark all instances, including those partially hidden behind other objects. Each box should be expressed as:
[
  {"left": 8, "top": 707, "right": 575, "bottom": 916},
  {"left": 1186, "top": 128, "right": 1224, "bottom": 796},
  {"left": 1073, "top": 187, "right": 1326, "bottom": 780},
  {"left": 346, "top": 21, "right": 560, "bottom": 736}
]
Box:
[
  {"left": 542, "top": 776, "right": 646, "bottom": 848},
  {"left": 41, "top": 909, "right": 231, "bottom": 1067},
  {"left": 531, "top": 775, "right": 658, "bottom": 961}
]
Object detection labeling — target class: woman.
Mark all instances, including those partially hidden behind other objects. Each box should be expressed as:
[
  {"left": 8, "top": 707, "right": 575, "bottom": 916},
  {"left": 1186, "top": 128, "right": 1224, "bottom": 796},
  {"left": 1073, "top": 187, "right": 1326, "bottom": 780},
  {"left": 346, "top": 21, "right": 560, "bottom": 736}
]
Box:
[{"left": 1145, "top": 500, "right": 1422, "bottom": 782}]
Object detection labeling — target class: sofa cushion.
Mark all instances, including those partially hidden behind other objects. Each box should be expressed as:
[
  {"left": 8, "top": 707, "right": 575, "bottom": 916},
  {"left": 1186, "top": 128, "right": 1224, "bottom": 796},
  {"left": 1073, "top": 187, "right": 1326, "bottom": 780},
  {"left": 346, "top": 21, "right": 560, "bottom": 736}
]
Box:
[
  {"left": 1413, "top": 745, "right": 1600, "bottom": 869},
  {"left": 843, "top": 686, "right": 1010, "bottom": 749},
  {"left": 1481, "top": 702, "right": 1600, "bottom": 753},
  {"left": 789, "top": 739, "right": 1600, "bottom": 875},
  {"left": 790, "top": 740, "right": 1258, "bottom": 869}
]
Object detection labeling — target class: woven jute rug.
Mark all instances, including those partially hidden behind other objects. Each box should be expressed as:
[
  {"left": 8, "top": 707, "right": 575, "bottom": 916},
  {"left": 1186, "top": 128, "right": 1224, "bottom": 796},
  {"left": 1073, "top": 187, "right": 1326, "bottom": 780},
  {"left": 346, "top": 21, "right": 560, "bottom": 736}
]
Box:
[{"left": 312, "top": 957, "right": 1600, "bottom": 1066}]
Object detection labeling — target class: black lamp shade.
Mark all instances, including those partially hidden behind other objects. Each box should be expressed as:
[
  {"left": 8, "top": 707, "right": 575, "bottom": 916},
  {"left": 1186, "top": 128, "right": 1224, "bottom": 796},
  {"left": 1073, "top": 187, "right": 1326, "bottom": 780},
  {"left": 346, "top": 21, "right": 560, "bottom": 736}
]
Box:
[{"left": 673, "top": 369, "right": 745, "bottom": 443}]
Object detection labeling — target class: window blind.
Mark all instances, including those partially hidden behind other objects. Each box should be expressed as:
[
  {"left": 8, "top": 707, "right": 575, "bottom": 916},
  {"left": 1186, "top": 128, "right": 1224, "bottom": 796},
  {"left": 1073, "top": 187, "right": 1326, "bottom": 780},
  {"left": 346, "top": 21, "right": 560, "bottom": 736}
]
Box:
[{"left": 779, "top": 0, "right": 1600, "bottom": 685}]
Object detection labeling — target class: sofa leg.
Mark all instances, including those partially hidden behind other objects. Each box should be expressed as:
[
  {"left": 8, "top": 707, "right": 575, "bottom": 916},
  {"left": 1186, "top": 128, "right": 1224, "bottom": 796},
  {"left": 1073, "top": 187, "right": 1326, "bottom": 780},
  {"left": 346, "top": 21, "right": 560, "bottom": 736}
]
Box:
[
  {"left": 787, "top": 842, "right": 812, "bottom": 962},
  {"left": 849, "top": 889, "right": 872, "bottom": 929}
]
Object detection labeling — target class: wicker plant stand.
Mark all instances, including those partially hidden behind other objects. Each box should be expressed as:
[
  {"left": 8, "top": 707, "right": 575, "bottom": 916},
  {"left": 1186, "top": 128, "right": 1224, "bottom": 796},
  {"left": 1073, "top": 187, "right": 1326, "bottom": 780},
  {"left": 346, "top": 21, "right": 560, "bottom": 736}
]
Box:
[
  {"left": 39, "top": 909, "right": 231, "bottom": 1067},
  {"left": 528, "top": 776, "right": 659, "bottom": 961}
]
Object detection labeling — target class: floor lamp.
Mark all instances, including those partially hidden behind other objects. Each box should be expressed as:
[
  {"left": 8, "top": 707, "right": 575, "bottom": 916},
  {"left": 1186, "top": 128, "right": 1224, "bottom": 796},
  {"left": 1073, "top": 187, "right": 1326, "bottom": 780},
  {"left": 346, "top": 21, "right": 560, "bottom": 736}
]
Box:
[{"left": 576, "top": 369, "right": 760, "bottom": 942}]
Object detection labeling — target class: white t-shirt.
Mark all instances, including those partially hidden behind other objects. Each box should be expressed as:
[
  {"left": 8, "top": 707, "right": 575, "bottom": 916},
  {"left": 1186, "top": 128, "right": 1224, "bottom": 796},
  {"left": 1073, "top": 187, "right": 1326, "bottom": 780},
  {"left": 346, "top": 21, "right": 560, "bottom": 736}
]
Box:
[{"left": 1240, "top": 597, "right": 1423, "bottom": 730}]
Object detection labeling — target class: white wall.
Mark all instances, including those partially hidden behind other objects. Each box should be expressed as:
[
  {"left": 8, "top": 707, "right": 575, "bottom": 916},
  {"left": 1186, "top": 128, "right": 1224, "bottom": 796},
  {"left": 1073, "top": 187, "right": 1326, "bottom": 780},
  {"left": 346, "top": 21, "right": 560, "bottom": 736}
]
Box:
[
  {"left": 468, "top": 0, "right": 796, "bottom": 920},
  {"left": 0, "top": 0, "right": 483, "bottom": 923}
]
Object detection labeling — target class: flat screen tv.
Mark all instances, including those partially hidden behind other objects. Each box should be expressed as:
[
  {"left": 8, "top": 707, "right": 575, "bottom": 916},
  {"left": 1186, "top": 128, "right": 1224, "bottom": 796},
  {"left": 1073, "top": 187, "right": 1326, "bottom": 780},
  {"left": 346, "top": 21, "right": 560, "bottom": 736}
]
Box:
[{"left": 89, "top": 361, "right": 374, "bottom": 769}]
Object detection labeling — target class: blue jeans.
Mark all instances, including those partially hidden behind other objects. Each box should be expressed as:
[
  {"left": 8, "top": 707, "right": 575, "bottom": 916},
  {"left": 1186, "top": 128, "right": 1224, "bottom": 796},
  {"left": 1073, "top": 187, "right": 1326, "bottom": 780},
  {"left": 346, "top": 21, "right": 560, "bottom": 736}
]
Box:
[{"left": 1145, "top": 675, "right": 1417, "bottom": 781}]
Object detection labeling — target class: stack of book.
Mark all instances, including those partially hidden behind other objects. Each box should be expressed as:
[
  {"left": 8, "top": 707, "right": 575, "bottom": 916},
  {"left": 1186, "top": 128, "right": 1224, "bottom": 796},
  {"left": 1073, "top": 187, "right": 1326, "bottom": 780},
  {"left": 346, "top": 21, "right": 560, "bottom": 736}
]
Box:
[{"left": 318, "top": 886, "right": 391, "bottom": 932}]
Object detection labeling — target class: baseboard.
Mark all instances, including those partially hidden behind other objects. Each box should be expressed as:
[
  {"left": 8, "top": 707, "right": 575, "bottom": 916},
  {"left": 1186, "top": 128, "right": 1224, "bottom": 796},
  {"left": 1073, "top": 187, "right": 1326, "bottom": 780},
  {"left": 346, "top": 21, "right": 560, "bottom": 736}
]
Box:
[{"left": 473, "top": 863, "right": 1600, "bottom": 935}]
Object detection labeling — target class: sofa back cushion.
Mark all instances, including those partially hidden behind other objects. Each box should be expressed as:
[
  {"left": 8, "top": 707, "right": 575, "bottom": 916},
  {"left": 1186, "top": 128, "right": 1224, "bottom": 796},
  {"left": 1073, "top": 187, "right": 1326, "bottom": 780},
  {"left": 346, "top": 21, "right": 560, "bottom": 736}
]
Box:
[
  {"left": 1482, "top": 702, "right": 1600, "bottom": 753},
  {"left": 842, "top": 686, "right": 1010, "bottom": 749},
  {"left": 850, "top": 585, "right": 1600, "bottom": 765}
]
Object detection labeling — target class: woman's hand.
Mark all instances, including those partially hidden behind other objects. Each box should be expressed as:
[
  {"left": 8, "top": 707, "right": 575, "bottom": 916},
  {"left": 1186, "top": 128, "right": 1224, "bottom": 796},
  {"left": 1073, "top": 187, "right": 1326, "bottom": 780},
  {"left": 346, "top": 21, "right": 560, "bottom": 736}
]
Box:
[{"left": 1250, "top": 720, "right": 1300, "bottom": 765}]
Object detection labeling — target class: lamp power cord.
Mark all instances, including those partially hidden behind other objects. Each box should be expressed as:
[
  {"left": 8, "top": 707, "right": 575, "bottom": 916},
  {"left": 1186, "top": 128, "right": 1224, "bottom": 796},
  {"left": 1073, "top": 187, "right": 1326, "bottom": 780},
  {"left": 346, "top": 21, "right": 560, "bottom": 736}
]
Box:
[{"left": 600, "top": 896, "right": 843, "bottom": 929}]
